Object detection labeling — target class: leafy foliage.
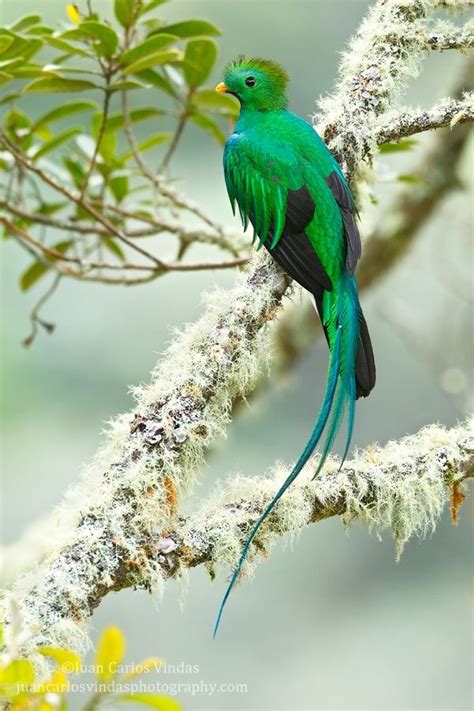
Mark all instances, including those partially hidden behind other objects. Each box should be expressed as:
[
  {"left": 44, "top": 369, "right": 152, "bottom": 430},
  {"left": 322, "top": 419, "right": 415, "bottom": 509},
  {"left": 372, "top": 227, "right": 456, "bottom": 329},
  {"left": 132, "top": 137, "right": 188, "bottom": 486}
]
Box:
[
  {"left": 0, "top": 624, "right": 181, "bottom": 711},
  {"left": 0, "top": 0, "right": 242, "bottom": 345}
]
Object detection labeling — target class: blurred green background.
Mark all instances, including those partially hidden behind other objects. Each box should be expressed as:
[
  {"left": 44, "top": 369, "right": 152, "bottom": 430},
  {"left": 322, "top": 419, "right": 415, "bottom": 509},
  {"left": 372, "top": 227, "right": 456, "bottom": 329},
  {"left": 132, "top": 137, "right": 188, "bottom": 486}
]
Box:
[{"left": 1, "top": 1, "right": 473, "bottom": 709}]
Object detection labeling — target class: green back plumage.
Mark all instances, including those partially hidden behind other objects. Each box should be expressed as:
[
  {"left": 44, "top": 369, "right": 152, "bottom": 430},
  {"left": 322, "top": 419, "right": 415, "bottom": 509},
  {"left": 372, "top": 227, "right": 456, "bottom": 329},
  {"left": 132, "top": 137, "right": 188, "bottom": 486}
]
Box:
[{"left": 223, "top": 106, "right": 345, "bottom": 278}]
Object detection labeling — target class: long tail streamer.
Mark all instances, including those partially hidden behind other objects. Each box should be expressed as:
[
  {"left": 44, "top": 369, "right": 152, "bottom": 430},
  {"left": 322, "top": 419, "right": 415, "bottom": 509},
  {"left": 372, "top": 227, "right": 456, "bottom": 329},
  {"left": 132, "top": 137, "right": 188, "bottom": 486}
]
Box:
[{"left": 213, "top": 272, "right": 360, "bottom": 638}]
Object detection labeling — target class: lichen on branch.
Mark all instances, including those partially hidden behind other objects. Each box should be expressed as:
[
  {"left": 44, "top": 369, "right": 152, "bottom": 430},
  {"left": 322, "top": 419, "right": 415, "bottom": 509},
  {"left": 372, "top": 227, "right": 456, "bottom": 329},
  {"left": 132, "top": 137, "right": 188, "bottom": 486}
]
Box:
[{"left": 170, "top": 419, "right": 474, "bottom": 578}]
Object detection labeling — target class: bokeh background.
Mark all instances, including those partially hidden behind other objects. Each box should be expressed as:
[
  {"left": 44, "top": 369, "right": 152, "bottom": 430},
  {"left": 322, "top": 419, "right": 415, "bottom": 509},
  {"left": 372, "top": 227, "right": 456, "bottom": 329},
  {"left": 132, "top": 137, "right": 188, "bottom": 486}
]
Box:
[{"left": 1, "top": 1, "right": 473, "bottom": 709}]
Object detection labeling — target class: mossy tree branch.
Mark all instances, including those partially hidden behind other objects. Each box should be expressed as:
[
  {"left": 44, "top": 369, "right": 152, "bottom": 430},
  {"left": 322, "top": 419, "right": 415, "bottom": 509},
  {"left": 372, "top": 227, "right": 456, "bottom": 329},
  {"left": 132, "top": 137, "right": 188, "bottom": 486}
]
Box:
[
  {"left": 375, "top": 94, "right": 474, "bottom": 144},
  {"left": 159, "top": 420, "right": 474, "bottom": 577}
]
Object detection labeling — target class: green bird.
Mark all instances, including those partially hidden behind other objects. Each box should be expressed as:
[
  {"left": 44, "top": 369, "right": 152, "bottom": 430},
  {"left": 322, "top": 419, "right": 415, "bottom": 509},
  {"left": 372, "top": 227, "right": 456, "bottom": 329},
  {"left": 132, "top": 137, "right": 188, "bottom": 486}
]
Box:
[{"left": 213, "top": 57, "right": 376, "bottom": 636}]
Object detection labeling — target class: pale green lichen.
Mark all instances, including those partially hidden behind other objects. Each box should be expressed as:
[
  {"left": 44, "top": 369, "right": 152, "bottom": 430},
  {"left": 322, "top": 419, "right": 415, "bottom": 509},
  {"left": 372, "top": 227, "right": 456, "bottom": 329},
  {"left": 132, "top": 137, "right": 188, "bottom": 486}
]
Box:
[
  {"left": 2, "top": 252, "right": 286, "bottom": 666},
  {"left": 313, "top": 0, "right": 474, "bottom": 173},
  {"left": 182, "top": 421, "right": 473, "bottom": 580}
]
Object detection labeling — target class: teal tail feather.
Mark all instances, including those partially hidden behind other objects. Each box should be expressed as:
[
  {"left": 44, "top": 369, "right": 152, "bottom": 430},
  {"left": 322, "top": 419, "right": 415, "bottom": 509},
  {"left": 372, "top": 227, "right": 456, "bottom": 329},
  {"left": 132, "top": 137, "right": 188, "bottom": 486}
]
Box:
[{"left": 212, "top": 272, "right": 361, "bottom": 638}]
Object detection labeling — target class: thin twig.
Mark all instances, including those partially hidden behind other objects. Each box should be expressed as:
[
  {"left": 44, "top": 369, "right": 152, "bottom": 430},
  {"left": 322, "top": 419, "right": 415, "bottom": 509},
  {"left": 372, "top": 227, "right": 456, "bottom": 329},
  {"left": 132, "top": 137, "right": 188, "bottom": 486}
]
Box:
[
  {"left": 79, "top": 81, "right": 112, "bottom": 199},
  {"left": 22, "top": 275, "right": 62, "bottom": 348},
  {"left": 158, "top": 107, "right": 189, "bottom": 174},
  {"left": 0, "top": 134, "right": 166, "bottom": 268}
]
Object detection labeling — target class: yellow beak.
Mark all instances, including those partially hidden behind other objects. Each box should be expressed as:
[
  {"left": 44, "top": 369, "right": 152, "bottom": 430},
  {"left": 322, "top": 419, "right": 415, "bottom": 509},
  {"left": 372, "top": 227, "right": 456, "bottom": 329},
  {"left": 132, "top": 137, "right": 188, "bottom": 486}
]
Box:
[{"left": 215, "top": 82, "right": 228, "bottom": 93}]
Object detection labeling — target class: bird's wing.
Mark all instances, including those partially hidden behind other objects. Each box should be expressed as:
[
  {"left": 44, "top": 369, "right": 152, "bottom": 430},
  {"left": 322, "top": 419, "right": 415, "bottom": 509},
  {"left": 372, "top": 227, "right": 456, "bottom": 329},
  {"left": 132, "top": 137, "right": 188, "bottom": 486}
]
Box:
[
  {"left": 324, "top": 168, "right": 361, "bottom": 275},
  {"left": 224, "top": 133, "right": 332, "bottom": 293}
]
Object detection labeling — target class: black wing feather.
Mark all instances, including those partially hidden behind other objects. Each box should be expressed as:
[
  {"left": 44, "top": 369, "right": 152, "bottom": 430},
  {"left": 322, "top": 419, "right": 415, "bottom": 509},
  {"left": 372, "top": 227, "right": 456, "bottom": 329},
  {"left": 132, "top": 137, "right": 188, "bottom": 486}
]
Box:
[
  {"left": 264, "top": 185, "right": 333, "bottom": 294},
  {"left": 325, "top": 171, "right": 361, "bottom": 274}
]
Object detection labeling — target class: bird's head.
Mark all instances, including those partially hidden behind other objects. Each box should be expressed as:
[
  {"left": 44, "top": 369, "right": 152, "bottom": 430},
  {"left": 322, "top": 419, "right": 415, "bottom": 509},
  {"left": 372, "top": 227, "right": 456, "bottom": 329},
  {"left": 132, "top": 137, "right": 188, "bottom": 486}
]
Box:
[{"left": 216, "top": 56, "right": 289, "bottom": 111}]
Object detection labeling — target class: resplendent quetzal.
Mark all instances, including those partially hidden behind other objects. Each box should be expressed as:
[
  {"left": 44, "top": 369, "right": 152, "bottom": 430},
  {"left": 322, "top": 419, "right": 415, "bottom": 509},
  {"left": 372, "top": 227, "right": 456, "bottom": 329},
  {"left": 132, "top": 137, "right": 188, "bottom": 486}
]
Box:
[{"left": 213, "top": 57, "right": 376, "bottom": 636}]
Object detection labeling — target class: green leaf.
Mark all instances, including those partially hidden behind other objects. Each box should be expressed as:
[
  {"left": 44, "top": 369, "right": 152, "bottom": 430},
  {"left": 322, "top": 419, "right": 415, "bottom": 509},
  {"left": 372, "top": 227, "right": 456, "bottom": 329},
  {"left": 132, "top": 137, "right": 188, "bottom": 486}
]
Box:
[
  {"left": 42, "top": 63, "right": 101, "bottom": 75},
  {"left": 99, "top": 130, "right": 117, "bottom": 161},
  {"left": 24, "top": 77, "right": 98, "bottom": 92},
  {"left": 32, "top": 100, "right": 98, "bottom": 131},
  {"left": 117, "top": 693, "right": 182, "bottom": 711},
  {"left": 119, "top": 132, "right": 171, "bottom": 161},
  {"left": 9, "top": 14, "right": 42, "bottom": 32},
  {"left": 120, "top": 33, "right": 178, "bottom": 66},
  {"left": 191, "top": 88, "right": 239, "bottom": 116},
  {"left": 0, "top": 72, "right": 13, "bottom": 87},
  {"left": 183, "top": 39, "right": 217, "bottom": 88},
  {"left": 4, "top": 108, "right": 33, "bottom": 148},
  {"left": 150, "top": 19, "right": 220, "bottom": 39},
  {"left": 0, "top": 58, "right": 25, "bottom": 72},
  {"left": 20, "top": 262, "right": 49, "bottom": 291},
  {"left": 61, "top": 21, "right": 119, "bottom": 57},
  {"left": 10, "top": 64, "right": 60, "bottom": 79},
  {"left": 96, "top": 626, "right": 125, "bottom": 682},
  {"left": 0, "top": 90, "right": 21, "bottom": 105},
  {"left": 4, "top": 107, "right": 31, "bottom": 133},
  {"left": 0, "top": 35, "right": 14, "bottom": 53},
  {"left": 134, "top": 69, "right": 175, "bottom": 95},
  {"left": 92, "top": 107, "right": 163, "bottom": 134},
  {"left": 0, "top": 34, "right": 42, "bottom": 62},
  {"left": 31, "top": 127, "right": 81, "bottom": 161},
  {"left": 189, "top": 112, "right": 225, "bottom": 145},
  {"left": 379, "top": 139, "right": 418, "bottom": 154},
  {"left": 397, "top": 173, "right": 426, "bottom": 186},
  {"left": 109, "top": 78, "right": 152, "bottom": 92},
  {"left": 25, "top": 25, "right": 54, "bottom": 37},
  {"left": 20, "top": 241, "right": 72, "bottom": 291},
  {"left": 63, "top": 156, "right": 86, "bottom": 187},
  {"left": 37, "top": 201, "right": 67, "bottom": 215},
  {"left": 79, "top": 21, "right": 119, "bottom": 56},
  {"left": 115, "top": 0, "right": 142, "bottom": 28},
  {"left": 139, "top": 0, "right": 169, "bottom": 15},
  {"left": 45, "top": 36, "right": 94, "bottom": 58},
  {"left": 124, "top": 49, "right": 182, "bottom": 74},
  {"left": 103, "top": 235, "right": 126, "bottom": 257}
]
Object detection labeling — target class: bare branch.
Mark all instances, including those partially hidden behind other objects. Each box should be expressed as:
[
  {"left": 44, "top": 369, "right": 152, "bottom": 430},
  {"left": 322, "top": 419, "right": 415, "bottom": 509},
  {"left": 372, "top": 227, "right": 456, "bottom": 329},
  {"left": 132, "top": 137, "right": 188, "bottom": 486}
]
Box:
[
  {"left": 0, "top": 215, "right": 248, "bottom": 284},
  {"left": 79, "top": 81, "right": 112, "bottom": 199},
  {"left": 158, "top": 104, "right": 189, "bottom": 174}
]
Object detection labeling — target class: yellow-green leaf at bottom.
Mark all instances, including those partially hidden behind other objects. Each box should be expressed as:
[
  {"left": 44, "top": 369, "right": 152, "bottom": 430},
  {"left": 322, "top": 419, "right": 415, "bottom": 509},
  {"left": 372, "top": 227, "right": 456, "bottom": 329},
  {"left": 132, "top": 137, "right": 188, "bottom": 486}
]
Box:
[
  {"left": 95, "top": 626, "right": 125, "bottom": 682},
  {"left": 118, "top": 693, "right": 182, "bottom": 711}
]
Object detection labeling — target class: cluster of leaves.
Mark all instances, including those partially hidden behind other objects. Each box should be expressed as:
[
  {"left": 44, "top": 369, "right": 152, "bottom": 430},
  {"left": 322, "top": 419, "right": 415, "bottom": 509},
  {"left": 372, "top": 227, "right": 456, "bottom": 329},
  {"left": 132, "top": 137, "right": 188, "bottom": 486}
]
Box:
[
  {"left": 0, "top": 1, "right": 237, "bottom": 161},
  {"left": 0, "top": 625, "right": 181, "bottom": 711},
  {"left": 0, "top": 0, "right": 240, "bottom": 315}
]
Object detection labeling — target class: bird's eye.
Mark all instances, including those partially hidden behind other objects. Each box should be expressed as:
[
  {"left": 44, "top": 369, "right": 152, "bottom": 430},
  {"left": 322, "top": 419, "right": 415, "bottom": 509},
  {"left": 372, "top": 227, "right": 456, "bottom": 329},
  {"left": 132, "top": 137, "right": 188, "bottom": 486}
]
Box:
[{"left": 245, "top": 76, "right": 256, "bottom": 87}]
